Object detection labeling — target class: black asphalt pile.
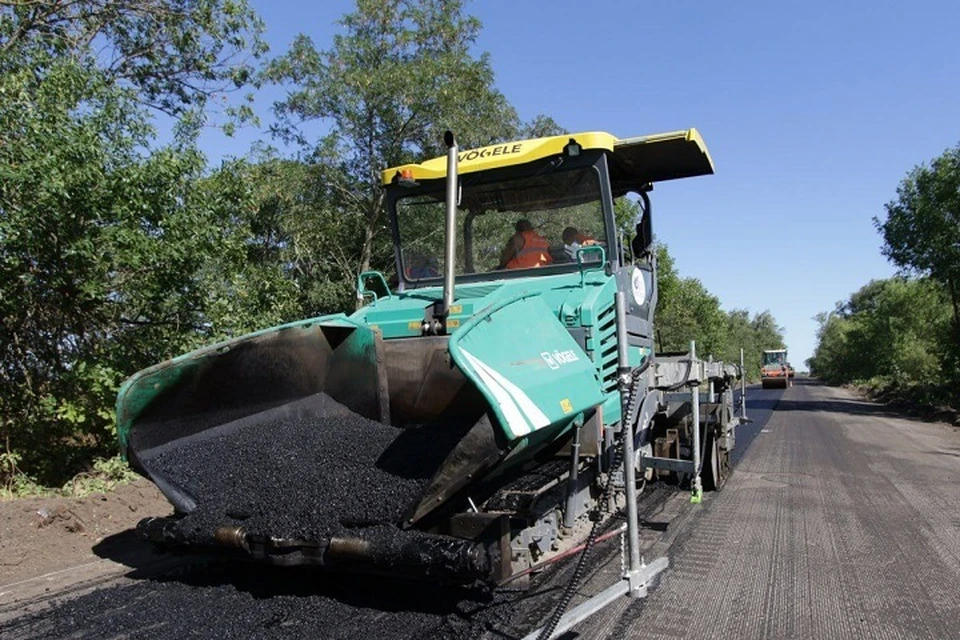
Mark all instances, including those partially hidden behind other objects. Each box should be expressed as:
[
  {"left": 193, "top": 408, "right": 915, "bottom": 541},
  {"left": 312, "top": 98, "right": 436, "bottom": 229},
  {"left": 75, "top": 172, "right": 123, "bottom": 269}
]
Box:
[{"left": 144, "top": 393, "right": 470, "bottom": 543}]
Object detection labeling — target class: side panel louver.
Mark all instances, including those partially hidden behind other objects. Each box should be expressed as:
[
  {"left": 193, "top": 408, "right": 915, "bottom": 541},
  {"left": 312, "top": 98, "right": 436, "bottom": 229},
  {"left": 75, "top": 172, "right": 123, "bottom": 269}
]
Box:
[{"left": 595, "top": 302, "right": 618, "bottom": 393}]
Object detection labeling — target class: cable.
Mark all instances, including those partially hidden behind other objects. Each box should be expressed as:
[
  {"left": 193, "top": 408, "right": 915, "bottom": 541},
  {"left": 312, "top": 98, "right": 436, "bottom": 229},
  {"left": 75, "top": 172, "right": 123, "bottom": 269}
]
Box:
[
  {"left": 536, "top": 438, "right": 624, "bottom": 640},
  {"left": 535, "top": 359, "right": 649, "bottom": 640},
  {"left": 661, "top": 357, "right": 694, "bottom": 392}
]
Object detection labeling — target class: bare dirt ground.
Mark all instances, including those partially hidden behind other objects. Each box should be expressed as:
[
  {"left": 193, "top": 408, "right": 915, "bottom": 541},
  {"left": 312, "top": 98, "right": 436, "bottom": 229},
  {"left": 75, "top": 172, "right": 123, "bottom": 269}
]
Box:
[{"left": 0, "top": 479, "right": 171, "bottom": 586}]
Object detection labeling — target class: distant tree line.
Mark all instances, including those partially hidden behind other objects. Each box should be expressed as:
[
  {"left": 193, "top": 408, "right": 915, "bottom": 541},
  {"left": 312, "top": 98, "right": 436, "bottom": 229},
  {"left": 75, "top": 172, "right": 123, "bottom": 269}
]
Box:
[
  {"left": 0, "top": 0, "right": 783, "bottom": 489},
  {"left": 809, "top": 143, "right": 960, "bottom": 409},
  {"left": 654, "top": 245, "right": 785, "bottom": 374}
]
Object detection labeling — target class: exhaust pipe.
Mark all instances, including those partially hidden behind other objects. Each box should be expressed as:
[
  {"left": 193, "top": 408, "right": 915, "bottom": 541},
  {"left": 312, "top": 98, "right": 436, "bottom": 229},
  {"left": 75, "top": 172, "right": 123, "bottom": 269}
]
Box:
[{"left": 442, "top": 131, "right": 458, "bottom": 320}]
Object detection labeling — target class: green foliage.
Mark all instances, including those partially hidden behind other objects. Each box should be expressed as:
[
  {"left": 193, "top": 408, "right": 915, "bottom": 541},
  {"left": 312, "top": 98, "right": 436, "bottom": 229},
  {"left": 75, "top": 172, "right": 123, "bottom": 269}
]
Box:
[
  {"left": 0, "top": 0, "right": 266, "bottom": 126},
  {"left": 521, "top": 115, "right": 566, "bottom": 138},
  {"left": 1, "top": 449, "right": 137, "bottom": 499},
  {"left": 656, "top": 261, "right": 726, "bottom": 355},
  {"left": 0, "top": 95, "right": 305, "bottom": 483},
  {"left": 654, "top": 244, "right": 784, "bottom": 376},
  {"left": 613, "top": 197, "right": 641, "bottom": 237},
  {"left": 875, "top": 142, "right": 960, "bottom": 362},
  {"left": 1, "top": 447, "right": 50, "bottom": 499},
  {"left": 62, "top": 455, "right": 139, "bottom": 498},
  {"left": 724, "top": 309, "right": 786, "bottom": 379},
  {"left": 1, "top": 0, "right": 271, "bottom": 488},
  {"left": 262, "top": 0, "right": 533, "bottom": 275},
  {"left": 844, "top": 142, "right": 960, "bottom": 406},
  {"left": 0, "top": 59, "right": 295, "bottom": 486},
  {"left": 808, "top": 278, "right": 953, "bottom": 405},
  {"left": 208, "top": 154, "right": 361, "bottom": 317}
]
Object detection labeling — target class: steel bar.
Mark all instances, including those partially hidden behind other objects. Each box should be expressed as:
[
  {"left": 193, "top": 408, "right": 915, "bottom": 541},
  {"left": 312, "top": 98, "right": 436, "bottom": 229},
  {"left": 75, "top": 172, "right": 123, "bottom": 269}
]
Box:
[
  {"left": 740, "top": 348, "right": 748, "bottom": 421},
  {"left": 690, "top": 340, "right": 702, "bottom": 496},
  {"left": 563, "top": 424, "right": 581, "bottom": 529},
  {"left": 521, "top": 557, "right": 669, "bottom": 640},
  {"left": 442, "top": 131, "right": 458, "bottom": 317},
  {"left": 615, "top": 292, "right": 642, "bottom": 585},
  {"left": 640, "top": 456, "right": 696, "bottom": 474},
  {"left": 499, "top": 524, "right": 626, "bottom": 586}
]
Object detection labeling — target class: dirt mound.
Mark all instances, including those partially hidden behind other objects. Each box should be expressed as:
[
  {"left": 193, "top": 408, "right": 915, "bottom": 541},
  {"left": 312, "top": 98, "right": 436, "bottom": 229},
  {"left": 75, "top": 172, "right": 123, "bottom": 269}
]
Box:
[{"left": 0, "top": 480, "right": 171, "bottom": 585}]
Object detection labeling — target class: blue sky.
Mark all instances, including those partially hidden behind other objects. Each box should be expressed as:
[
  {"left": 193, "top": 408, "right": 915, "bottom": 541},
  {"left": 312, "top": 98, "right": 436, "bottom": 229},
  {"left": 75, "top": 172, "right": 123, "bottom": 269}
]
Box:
[{"left": 201, "top": 0, "right": 960, "bottom": 367}]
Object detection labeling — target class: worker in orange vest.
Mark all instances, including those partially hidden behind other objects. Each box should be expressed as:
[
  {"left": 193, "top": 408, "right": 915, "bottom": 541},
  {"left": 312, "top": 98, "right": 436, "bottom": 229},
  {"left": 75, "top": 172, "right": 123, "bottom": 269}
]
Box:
[{"left": 498, "top": 219, "right": 553, "bottom": 270}]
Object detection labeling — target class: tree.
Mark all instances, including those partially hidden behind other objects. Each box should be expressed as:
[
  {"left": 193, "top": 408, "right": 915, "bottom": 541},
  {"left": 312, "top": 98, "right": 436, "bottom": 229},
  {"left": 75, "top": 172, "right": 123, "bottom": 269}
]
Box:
[
  {"left": 808, "top": 278, "right": 951, "bottom": 402},
  {"left": 262, "top": 0, "right": 522, "bottom": 276},
  {"left": 808, "top": 309, "right": 852, "bottom": 384},
  {"left": 0, "top": 0, "right": 266, "bottom": 126},
  {"left": 232, "top": 152, "right": 365, "bottom": 315},
  {"left": 875, "top": 143, "right": 960, "bottom": 353},
  {"left": 0, "top": 64, "right": 302, "bottom": 484},
  {"left": 654, "top": 245, "right": 785, "bottom": 377},
  {"left": 521, "top": 115, "right": 565, "bottom": 138},
  {"left": 0, "top": 1, "right": 280, "bottom": 486},
  {"left": 654, "top": 244, "right": 730, "bottom": 357}
]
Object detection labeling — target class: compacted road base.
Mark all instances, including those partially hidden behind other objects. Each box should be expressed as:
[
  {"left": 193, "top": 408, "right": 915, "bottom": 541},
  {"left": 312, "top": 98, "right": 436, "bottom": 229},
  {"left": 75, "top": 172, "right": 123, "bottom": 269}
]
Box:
[{"left": 597, "top": 379, "right": 960, "bottom": 640}]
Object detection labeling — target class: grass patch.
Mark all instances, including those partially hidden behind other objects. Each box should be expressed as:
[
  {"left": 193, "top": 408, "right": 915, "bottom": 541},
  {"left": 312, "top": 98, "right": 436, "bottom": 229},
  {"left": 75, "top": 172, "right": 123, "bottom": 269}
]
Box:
[{"left": 2, "top": 453, "right": 138, "bottom": 500}]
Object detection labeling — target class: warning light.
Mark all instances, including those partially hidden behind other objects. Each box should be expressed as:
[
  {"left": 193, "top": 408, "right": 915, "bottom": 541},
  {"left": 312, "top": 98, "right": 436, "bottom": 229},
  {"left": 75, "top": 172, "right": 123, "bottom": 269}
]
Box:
[{"left": 396, "top": 168, "right": 419, "bottom": 187}]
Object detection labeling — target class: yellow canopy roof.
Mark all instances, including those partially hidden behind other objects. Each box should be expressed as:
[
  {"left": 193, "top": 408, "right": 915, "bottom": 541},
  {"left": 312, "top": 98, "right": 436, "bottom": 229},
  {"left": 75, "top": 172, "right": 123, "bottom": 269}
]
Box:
[
  {"left": 609, "top": 129, "right": 715, "bottom": 194},
  {"left": 381, "top": 129, "right": 714, "bottom": 189}
]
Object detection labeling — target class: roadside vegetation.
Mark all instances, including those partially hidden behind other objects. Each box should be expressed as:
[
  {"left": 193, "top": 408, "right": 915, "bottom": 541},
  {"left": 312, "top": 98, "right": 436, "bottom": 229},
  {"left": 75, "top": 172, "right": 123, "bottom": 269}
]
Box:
[
  {"left": 0, "top": 0, "right": 783, "bottom": 495},
  {"left": 654, "top": 244, "right": 785, "bottom": 372},
  {"left": 809, "top": 144, "right": 960, "bottom": 415}
]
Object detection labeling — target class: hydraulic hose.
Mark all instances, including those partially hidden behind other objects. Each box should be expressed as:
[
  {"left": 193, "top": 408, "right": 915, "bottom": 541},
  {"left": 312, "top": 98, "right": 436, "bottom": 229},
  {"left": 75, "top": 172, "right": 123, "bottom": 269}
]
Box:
[
  {"left": 536, "top": 357, "right": 651, "bottom": 640},
  {"left": 536, "top": 439, "right": 625, "bottom": 640},
  {"left": 661, "top": 357, "right": 694, "bottom": 392}
]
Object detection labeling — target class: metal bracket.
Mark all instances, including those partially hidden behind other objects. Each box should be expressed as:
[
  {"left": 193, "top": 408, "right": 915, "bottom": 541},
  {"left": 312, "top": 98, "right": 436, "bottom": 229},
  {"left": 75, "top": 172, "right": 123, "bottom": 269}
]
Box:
[
  {"left": 639, "top": 455, "right": 695, "bottom": 475},
  {"left": 521, "top": 557, "right": 669, "bottom": 639},
  {"left": 356, "top": 270, "right": 392, "bottom": 305}
]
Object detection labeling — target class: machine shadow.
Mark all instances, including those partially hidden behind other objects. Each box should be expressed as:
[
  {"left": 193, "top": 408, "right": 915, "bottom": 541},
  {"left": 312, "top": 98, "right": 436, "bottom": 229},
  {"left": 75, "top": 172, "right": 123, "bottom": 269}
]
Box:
[
  {"left": 92, "top": 528, "right": 168, "bottom": 573},
  {"left": 745, "top": 396, "right": 782, "bottom": 412},
  {"left": 775, "top": 379, "right": 956, "bottom": 425}
]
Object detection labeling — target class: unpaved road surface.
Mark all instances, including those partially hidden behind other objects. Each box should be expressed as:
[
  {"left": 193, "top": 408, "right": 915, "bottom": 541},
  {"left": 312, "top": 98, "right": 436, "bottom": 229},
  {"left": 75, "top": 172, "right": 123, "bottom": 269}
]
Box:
[{"left": 2, "top": 380, "right": 958, "bottom": 639}]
